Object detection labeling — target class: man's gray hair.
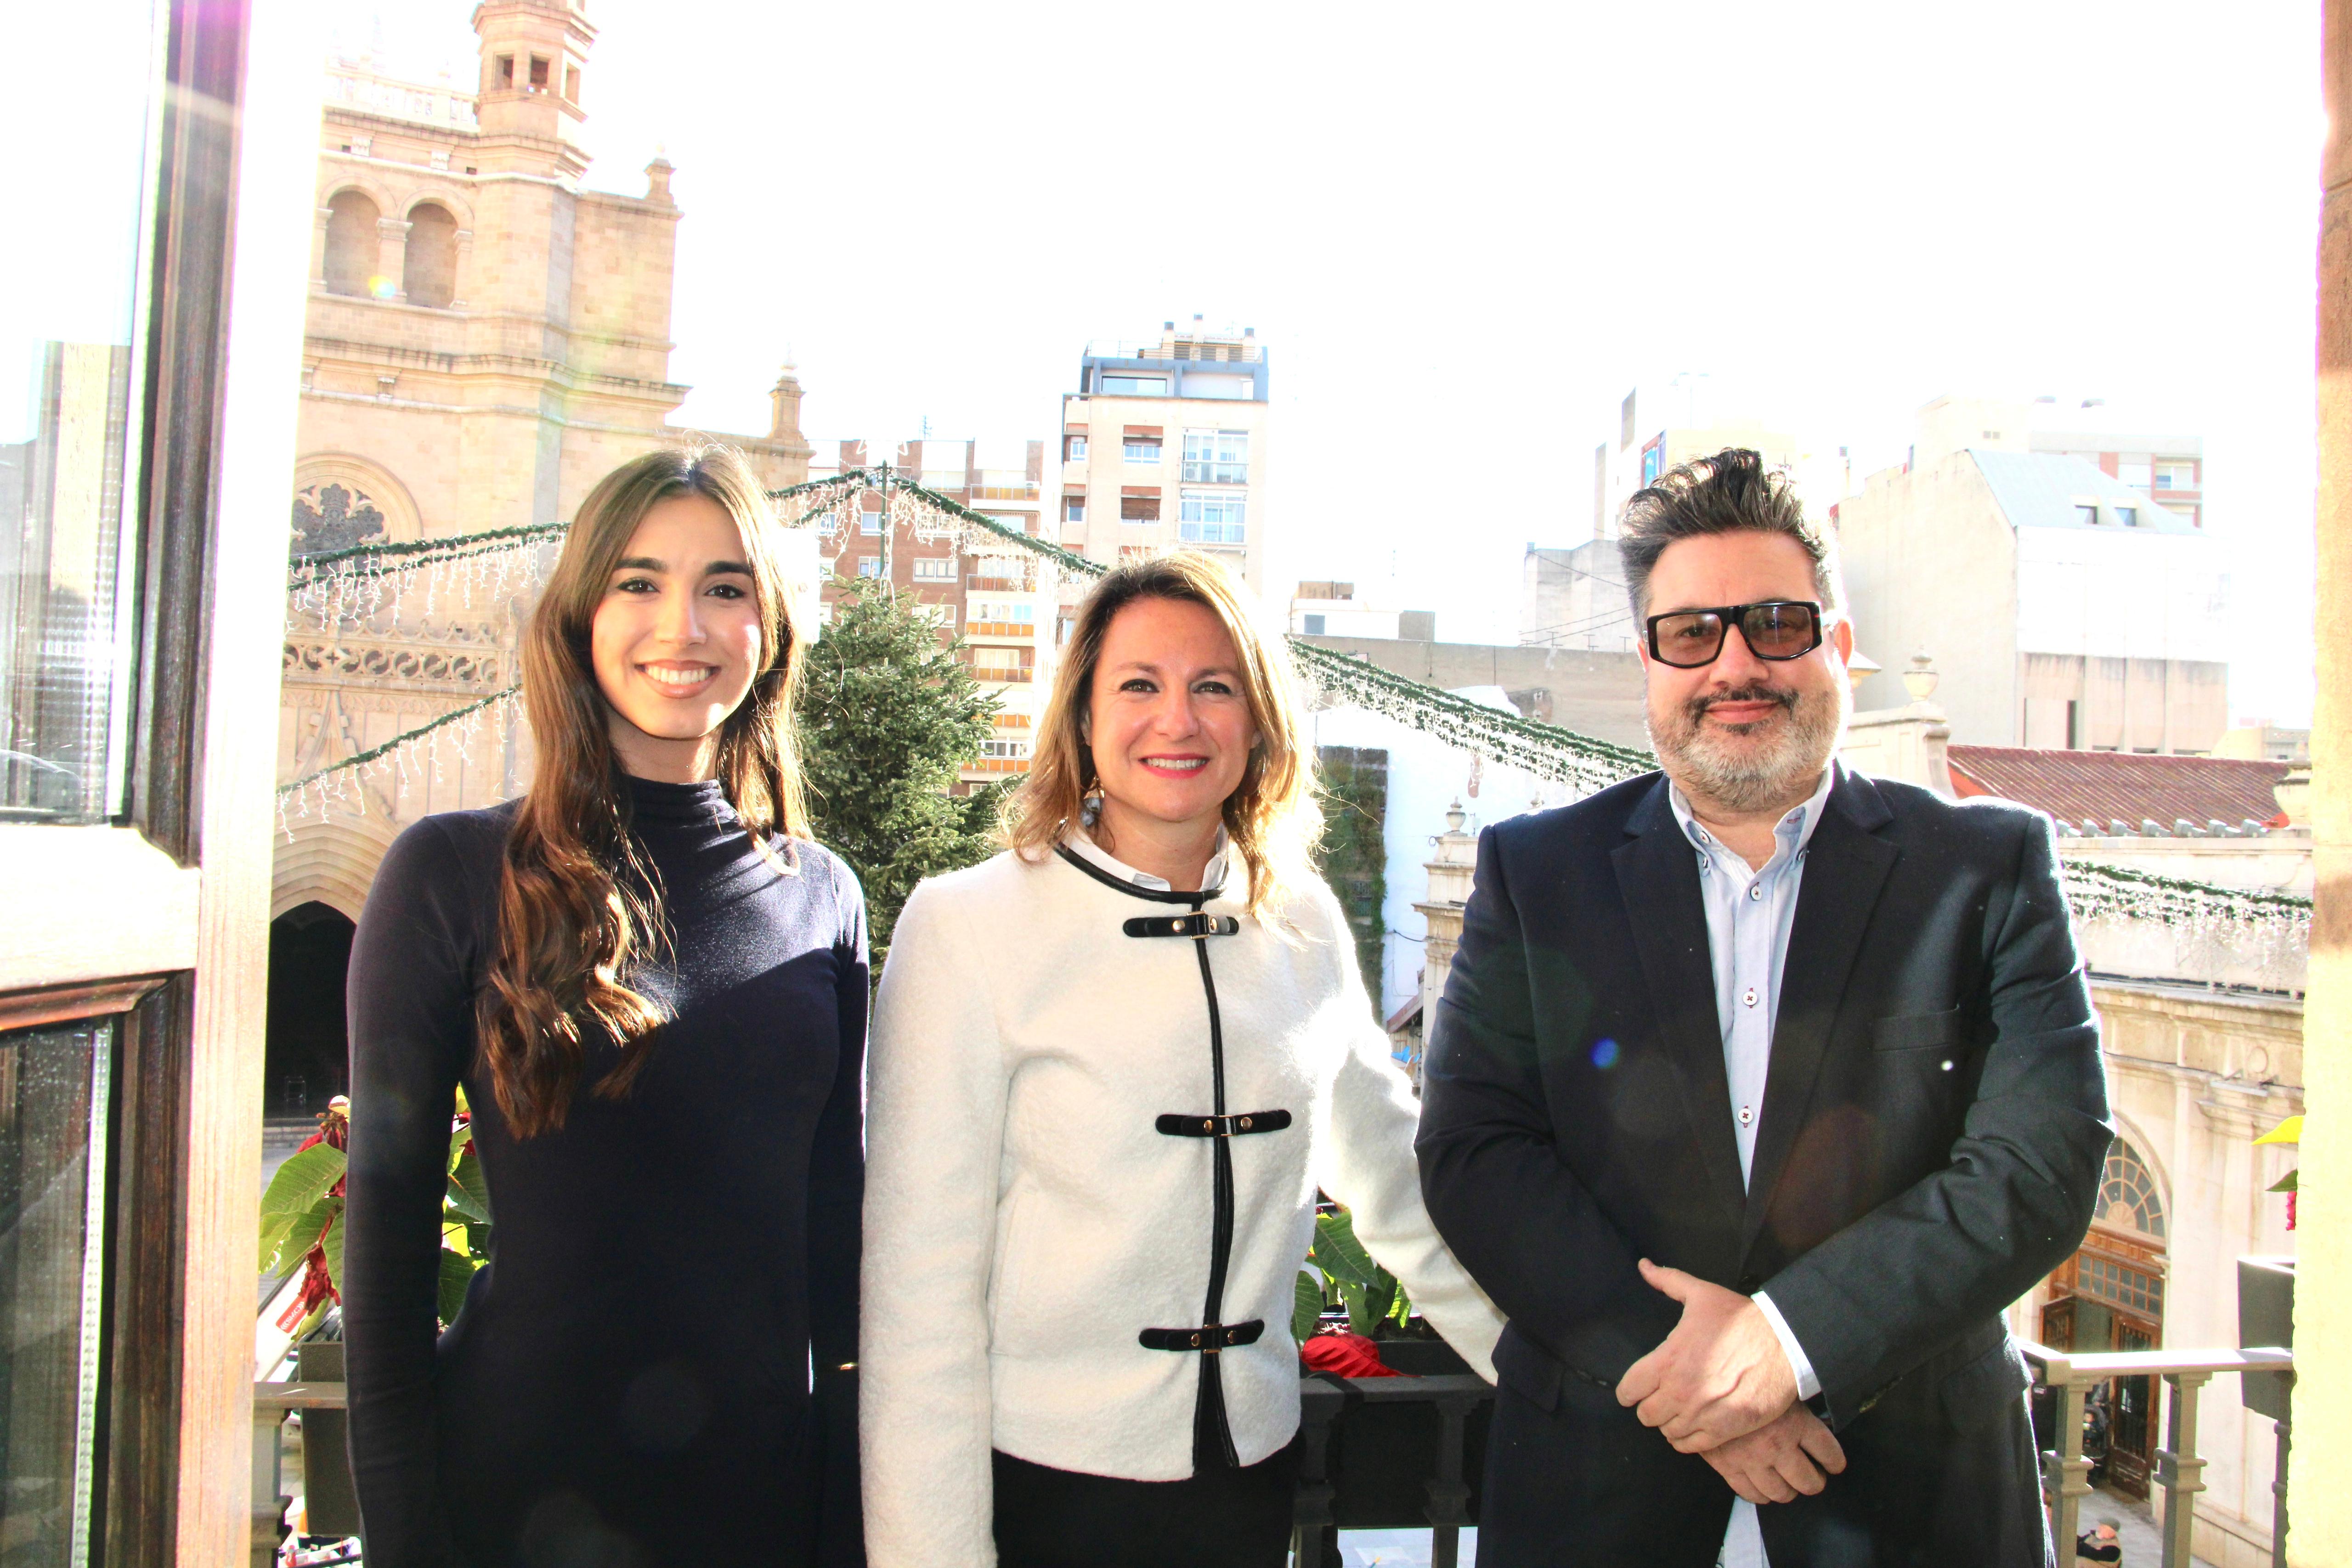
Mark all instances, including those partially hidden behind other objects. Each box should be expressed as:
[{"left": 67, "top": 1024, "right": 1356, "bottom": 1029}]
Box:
[{"left": 1617, "top": 448, "right": 1842, "bottom": 623}]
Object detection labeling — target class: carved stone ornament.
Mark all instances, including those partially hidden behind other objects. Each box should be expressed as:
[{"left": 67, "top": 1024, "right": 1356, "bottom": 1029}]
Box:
[{"left": 292, "top": 481, "right": 388, "bottom": 555}]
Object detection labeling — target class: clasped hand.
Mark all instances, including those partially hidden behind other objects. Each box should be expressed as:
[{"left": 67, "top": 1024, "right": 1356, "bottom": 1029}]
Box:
[{"left": 1614, "top": 1258, "right": 1846, "bottom": 1502}]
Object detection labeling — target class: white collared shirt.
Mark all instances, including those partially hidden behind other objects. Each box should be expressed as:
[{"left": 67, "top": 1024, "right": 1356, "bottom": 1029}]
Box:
[
  {"left": 1062, "top": 825, "right": 1231, "bottom": 895},
  {"left": 1667, "top": 764, "right": 1838, "bottom": 1568}
]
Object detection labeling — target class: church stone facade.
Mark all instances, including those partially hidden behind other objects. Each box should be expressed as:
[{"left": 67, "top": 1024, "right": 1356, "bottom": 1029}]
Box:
[{"left": 269, "top": 0, "right": 813, "bottom": 1113}]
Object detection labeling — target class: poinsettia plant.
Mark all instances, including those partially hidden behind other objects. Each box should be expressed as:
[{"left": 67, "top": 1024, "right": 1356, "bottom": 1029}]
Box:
[
  {"left": 259, "top": 1091, "right": 493, "bottom": 1336},
  {"left": 1293, "top": 1201, "right": 1415, "bottom": 1344}
]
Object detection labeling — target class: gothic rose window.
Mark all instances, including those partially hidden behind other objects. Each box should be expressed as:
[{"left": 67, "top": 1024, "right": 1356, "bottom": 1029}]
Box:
[{"left": 292, "top": 482, "right": 387, "bottom": 556}]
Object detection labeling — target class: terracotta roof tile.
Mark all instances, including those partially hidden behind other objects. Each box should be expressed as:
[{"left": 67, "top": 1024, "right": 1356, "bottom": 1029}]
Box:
[{"left": 1944, "top": 745, "right": 2290, "bottom": 832}]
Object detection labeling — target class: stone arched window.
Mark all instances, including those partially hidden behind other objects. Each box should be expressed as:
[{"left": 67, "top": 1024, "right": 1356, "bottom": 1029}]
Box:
[
  {"left": 403, "top": 201, "right": 458, "bottom": 309},
  {"left": 323, "top": 189, "right": 380, "bottom": 297},
  {"left": 2097, "top": 1137, "right": 2166, "bottom": 1241}
]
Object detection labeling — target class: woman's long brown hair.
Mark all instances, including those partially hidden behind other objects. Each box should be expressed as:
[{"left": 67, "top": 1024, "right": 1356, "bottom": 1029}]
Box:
[
  {"left": 1000, "top": 550, "right": 1318, "bottom": 920},
  {"left": 479, "top": 444, "right": 811, "bottom": 1137}
]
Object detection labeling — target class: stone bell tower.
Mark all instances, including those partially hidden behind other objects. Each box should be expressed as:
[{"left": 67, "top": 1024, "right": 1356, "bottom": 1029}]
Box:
[{"left": 470, "top": 0, "right": 594, "bottom": 178}]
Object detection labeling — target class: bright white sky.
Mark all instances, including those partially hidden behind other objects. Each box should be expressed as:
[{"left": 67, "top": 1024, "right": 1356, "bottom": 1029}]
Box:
[{"left": 310, "top": 1, "right": 2321, "bottom": 722}]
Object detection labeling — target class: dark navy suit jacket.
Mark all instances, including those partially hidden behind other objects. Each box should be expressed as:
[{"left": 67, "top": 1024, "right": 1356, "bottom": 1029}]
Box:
[{"left": 1416, "top": 767, "right": 2111, "bottom": 1566}]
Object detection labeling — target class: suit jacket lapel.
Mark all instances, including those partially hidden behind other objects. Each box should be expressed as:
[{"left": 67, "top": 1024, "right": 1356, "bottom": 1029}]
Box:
[
  {"left": 1741, "top": 769, "right": 1900, "bottom": 1255},
  {"left": 1611, "top": 778, "right": 1747, "bottom": 1224}
]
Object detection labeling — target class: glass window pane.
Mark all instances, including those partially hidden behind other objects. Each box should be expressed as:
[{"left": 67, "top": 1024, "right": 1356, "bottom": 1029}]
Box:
[
  {"left": 0, "top": 0, "right": 163, "bottom": 823},
  {"left": 0, "top": 1017, "right": 113, "bottom": 1565}
]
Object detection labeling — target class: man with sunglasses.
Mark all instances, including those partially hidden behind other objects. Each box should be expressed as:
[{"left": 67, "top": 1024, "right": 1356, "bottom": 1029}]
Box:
[{"left": 1417, "top": 449, "right": 2109, "bottom": 1566}]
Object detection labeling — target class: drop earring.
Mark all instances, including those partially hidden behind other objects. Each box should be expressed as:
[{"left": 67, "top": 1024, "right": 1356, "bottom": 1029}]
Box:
[{"left": 1080, "top": 784, "right": 1104, "bottom": 829}]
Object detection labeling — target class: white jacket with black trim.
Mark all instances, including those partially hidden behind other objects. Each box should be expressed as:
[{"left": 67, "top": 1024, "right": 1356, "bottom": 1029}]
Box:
[{"left": 859, "top": 843, "right": 1504, "bottom": 1567}]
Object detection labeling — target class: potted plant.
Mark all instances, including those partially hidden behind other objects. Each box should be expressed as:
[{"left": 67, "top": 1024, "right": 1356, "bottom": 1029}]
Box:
[
  {"left": 1292, "top": 1202, "right": 1490, "bottom": 1550},
  {"left": 257, "top": 1094, "right": 492, "bottom": 1537}
]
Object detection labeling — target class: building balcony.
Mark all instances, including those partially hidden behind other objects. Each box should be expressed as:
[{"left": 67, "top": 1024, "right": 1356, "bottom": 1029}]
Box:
[
  {"left": 1084, "top": 338, "right": 1264, "bottom": 364},
  {"left": 2024, "top": 1339, "right": 2292, "bottom": 1568},
  {"left": 257, "top": 1335, "right": 2299, "bottom": 1568},
  {"left": 966, "top": 621, "right": 1040, "bottom": 639},
  {"left": 1180, "top": 463, "right": 1249, "bottom": 485},
  {"left": 971, "top": 482, "right": 1038, "bottom": 501},
  {"left": 970, "top": 666, "right": 1033, "bottom": 684},
  {"left": 255, "top": 1336, "right": 1484, "bottom": 1567},
  {"left": 965, "top": 756, "right": 1032, "bottom": 774},
  {"left": 967, "top": 576, "right": 1027, "bottom": 593}
]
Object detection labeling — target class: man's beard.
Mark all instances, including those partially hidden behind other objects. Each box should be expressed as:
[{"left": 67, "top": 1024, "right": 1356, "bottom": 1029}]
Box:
[{"left": 1648, "top": 677, "right": 1847, "bottom": 813}]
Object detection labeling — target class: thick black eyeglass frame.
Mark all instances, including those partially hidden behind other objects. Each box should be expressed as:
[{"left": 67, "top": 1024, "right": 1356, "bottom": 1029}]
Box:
[{"left": 1644, "top": 599, "right": 1826, "bottom": 668}]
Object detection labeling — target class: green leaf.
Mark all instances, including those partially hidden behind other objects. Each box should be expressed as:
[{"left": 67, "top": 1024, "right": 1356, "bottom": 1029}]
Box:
[
  {"left": 1311, "top": 1207, "right": 1383, "bottom": 1290},
  {"left": 319, "top": 1207, "right": 346, "bottom": 1296},
  {"left": 447, "top": 1122, "right": 474, "bottom": 1174},
  {"left": 264, "top": 1193, "right": 338, "bottom": 1280},
  {"left": 436, "top": 1247, "right": 479, "bottom": 1326},
  {"left": 446, "top": 1150, "right": 492, "bottom": 1223},
  {"left": 2270, "top": 1168, "right": 2300, "bottom": 1193},
  {"left": 466, "top": 1220, "right": 494, "bottom": 1261},
  {"left": 1293, "top": 1270, "right": 1326, "bottom": 1344},
  {"left": 257, "top": 1143, "right": 346, "bottom": 1270}
]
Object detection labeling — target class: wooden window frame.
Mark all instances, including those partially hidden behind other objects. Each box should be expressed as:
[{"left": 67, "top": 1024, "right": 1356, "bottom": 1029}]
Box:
[{"left": 0, "top": 0, "right": 302, "bottom": 1557}]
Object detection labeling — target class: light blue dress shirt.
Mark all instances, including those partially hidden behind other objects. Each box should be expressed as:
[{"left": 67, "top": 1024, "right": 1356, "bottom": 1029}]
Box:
[{"left": 1665, "top": 764, "right": 1838, "bottom": 1568}]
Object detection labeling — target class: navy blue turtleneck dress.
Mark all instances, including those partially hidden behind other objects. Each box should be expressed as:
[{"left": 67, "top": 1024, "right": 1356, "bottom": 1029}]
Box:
[{"left": 342, "top": 776, "right": 866, "bottom": 1568}]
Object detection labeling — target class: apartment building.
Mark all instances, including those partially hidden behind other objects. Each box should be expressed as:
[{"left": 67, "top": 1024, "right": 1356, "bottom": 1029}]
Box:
[
  {"left": 1835, "top": 400, "right": 2230, "bottom": 751},
  {"left": 1060, "top": 316, "right": 1271, "bottom": 599},
  {"left": 1527, "top": 379, "right": 1828, "bottom": 651},
  {"left": 1288, "top": 580, "right": 1435, "bottom": 641},
  {"left": 803, "top": 436, "right": 1055, "bottom": 785},
  {"left": 1914, "top": 395, "right": 2204, "bottom": 530}
]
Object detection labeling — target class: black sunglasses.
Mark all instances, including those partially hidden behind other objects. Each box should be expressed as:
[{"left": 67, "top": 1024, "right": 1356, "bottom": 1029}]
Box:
[{"left": 1644, "top": 600, "right": 1826, "bottom": 669}]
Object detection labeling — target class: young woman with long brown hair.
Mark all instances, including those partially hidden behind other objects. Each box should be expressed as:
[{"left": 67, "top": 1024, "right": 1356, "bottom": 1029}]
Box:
[
  {"left": 343, "top": 446, "right": 865, "bottom": 1567},
  {"left": 860, "top": 552, "right": 1502, "bottom": 1568}
]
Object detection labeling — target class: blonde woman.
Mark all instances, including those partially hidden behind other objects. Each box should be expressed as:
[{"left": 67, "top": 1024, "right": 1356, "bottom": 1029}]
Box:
[
  {"left": 343, "top": 447, "right": 865, "bottom": 1567},
  {"left": 862, "top": 552, "right": 1503, "bottom": 1567}
]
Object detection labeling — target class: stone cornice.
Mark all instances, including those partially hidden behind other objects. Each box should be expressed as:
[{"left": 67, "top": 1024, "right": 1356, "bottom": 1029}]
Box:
[
  {"left": 2104, "top": 1047, "right": 2305, "bottom": 1118},
  {"left": 299, "top": 389, "right": 687, "bottom": 431},
  {"left": 2089, "top": 975, "right": 2304, "bottom": 1027},
  {"left": 301, "top": 338, "right": 685, "bottom": 399}
]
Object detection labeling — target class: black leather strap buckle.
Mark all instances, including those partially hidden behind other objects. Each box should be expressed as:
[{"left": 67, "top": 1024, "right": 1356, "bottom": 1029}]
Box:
[
  {"left": 1139, "top": 1320, "right": 1266, "bottom": 1354},
  {"left": 1154, "top": 1109, "right": 1293, "bottom": 1139},
  {"left": 1122, "top": 913, "right": 1241, "bottom": 939}
]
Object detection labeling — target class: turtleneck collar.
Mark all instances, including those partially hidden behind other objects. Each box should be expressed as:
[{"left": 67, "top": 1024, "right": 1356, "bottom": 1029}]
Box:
[{"left": 623, "top": 773, "right": 734, "bottom": 829}]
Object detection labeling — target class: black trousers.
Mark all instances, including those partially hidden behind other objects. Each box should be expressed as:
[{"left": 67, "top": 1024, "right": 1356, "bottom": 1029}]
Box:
[{"left": 991, "top": 1436, "right": 1302, "bottom": 1568}]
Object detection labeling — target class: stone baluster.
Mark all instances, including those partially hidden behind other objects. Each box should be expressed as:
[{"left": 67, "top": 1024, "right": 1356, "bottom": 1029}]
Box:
[{"left": 2155, "top": 1370, "right": 2210, "bottom": 1568}]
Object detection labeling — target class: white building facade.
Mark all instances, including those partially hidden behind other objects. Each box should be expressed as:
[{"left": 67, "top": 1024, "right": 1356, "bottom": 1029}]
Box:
[{"left": 1060, "top": 318, "right": 1271, "bottom": 601}]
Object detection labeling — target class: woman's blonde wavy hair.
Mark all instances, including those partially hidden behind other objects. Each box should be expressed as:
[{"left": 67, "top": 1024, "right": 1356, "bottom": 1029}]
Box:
[
  {"left": 1001, "top": 550, "right": 1319, "bottom": 920},
  {"left": 479, "top": 443, "right": 811, "bottom": 1137}
]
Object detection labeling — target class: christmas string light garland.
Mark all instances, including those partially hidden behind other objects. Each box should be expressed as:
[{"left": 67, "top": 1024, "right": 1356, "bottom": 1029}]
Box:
[
  {"left": 276, "top": 683, "right": 521, "bottom": 834},
  {"left": 2062, "top": 858, "right": 2312, "bottom": 928},
  {"left": 265, "top": 473, "right": 2318, "bottom": 943},
  {"left": 1288, "top": 638, "right": 1656, "bottom": 792}
]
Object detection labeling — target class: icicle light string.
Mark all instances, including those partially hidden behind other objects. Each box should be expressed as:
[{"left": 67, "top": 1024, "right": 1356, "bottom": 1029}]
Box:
[
  {"left": 2063, "top": 859, "right": 2312, "bottom": 930},
  {"left": 276, "top": 685, "right": 520, "bottom": 836},
  {"left": 267, "top": 474, "right": 2318, "bottom": 940}
]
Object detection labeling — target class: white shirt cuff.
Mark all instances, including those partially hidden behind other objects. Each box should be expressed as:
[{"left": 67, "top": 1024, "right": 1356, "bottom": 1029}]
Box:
[{"left": 1752, "top": 1290, "right": 1822, "bottom": 1402}]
